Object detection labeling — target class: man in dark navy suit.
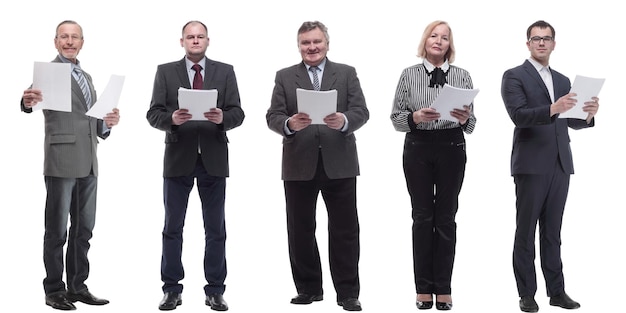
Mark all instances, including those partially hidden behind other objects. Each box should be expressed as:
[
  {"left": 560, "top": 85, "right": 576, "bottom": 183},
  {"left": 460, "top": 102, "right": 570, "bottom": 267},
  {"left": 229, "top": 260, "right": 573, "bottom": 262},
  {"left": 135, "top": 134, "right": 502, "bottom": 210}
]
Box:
[{"left": 501, "top": 20, "right": 599, "bottom": 312}]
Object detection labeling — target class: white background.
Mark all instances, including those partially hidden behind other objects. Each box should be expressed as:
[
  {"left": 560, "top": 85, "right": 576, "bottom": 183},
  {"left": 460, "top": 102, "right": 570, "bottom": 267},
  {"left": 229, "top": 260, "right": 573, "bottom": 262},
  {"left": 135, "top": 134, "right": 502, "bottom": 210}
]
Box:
[{"left": 1, "top": 1, "right": 623, "bottom": 312}]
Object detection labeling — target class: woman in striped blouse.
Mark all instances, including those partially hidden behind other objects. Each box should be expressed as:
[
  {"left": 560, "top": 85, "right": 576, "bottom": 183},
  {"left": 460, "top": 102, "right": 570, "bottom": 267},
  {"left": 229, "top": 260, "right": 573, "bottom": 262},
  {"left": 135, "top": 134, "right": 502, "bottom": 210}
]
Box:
[{"left": 390, "top": 20, "right": 477, "bottom": 311}]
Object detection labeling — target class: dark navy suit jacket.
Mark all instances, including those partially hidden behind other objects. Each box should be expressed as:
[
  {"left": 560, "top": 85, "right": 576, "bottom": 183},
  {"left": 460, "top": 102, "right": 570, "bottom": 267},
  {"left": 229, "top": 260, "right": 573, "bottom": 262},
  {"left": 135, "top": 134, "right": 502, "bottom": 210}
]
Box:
[{"left": 501, "top": 60, "right": 593, "bottom": 175}]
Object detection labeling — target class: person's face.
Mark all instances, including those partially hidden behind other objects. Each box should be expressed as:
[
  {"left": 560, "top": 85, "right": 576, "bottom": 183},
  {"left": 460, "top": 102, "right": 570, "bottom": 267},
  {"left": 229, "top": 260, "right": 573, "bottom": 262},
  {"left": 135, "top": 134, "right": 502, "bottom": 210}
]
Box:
[
  {"left": 526, "top": 27, "right": 555, "bottom": 65},
  {"left": 298, "top": 28, "right": 329, "bottom": 67},
  {"left": 181, "top": 23, "right": 209, "bottom": 61},
  {"left": 425, "top": 24, "right": 450, "bottom": 63},
  {"left": 54, "top": 23, "right": 83, "bottom": 63}
]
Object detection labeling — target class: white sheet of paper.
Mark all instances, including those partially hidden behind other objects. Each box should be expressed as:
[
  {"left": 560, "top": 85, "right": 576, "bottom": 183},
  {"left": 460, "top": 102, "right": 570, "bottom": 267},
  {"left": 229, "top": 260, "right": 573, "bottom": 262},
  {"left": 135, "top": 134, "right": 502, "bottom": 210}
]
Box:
[
  {"left": 32, "top": 62, "right": 72, "bottom": 112},
  {"left": 429, "top": 84, "right": 479, "bottom": 122},
  {"left": 177, "top": 88, "right": 218, "bottom": 121},
  {"left": 296, "top": 88, "right": 338, "bottom": 124},
  {"left": 558, "top": 75, "right": 605, "bottom": 119},
  {"left": 86, "top": 75, "right": 125, "bottom": 119}
]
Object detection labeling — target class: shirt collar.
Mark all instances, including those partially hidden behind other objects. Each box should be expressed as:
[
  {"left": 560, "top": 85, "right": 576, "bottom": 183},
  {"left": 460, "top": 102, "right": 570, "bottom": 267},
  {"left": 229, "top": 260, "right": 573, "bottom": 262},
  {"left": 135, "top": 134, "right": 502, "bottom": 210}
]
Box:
[
  {"left": 185, "top": 57, "right": 206, "bottom": 70},
  {"left": 58, "top": 54, "right": 81, "bottom": 70},
  {"left": 305, "top": 58, "right": 327, "bottom": 71},
  {"left": 423, "top": 59, "right": 449, "bottom": 72},
  {"left": 528, "top": 57, "right": 549, "bottom": 73}
]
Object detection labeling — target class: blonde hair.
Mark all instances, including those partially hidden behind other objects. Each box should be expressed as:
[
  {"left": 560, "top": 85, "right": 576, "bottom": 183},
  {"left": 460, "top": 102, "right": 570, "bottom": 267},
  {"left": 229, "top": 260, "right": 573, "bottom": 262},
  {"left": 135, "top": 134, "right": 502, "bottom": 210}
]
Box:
[{"left": 417, "top": 20, "right": 455, "bottom": 64}]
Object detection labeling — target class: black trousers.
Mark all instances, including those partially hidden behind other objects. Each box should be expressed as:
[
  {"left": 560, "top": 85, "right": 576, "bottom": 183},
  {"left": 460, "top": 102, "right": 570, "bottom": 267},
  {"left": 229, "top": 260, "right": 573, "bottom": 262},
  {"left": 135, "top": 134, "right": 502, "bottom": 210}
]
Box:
[
  {"left": 284, "top": 154, "right": 360, "bottom": 301},
  {"left": 403, "top": 128, "right": 466, "bottom": 295},
  {"left": 513, "top": 160, "right": 569, "bottom": 297}
]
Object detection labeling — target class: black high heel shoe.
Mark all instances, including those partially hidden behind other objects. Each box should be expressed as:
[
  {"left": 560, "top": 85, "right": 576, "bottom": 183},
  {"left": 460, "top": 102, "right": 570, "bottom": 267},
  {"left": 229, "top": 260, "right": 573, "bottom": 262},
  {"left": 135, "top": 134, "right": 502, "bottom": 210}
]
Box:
[
  {"left": 416, "top": 300, "right": 434, "bottom": 310},
  {"left": 435, "top": 301, "right": 452, "bottom": 310}
]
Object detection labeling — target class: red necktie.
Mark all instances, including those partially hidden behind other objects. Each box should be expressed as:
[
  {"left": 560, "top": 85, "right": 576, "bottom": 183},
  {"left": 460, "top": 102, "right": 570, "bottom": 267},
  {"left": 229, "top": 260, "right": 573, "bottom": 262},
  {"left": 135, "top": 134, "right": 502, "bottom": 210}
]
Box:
[{"left": 192, "top": 63, "right": 203, "bottom": 89}]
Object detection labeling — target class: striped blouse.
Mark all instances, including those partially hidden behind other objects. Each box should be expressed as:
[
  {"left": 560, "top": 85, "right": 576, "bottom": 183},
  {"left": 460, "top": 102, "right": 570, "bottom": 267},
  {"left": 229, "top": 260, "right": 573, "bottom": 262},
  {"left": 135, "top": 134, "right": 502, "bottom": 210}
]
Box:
[{"left": 390, "top": 60, "right": 476, "bottom": 134}]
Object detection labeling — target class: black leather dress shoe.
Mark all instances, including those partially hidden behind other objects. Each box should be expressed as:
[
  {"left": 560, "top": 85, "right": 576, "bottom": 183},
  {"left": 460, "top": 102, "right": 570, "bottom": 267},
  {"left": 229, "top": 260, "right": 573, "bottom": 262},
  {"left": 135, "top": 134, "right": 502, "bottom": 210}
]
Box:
[
  {"left": 550, "top": 292, "right": 580, "bottom": 309},
  {"left": 45, "top": 293, "right": 76, "bottom": 311},
  {"left": 290, "top": 293, "right": 323, "bottom": 304},
  {"left": 159, "top": 292, "right": 182, "bottom": 311},
  {"left": 519, "top": 296, "right": 539, "bottom": 312},
  {"left": 66, "top": 290, "right": 109, "bottom": 305},
  {"left": 436, "top": 301, "right": 453, "bottom": 310},
  {"left": 338, "top": 298, "right": 362, "bottom": 311},
  {"left": 416, "top": 300, "right": 434, "bottom": 309},
  {"left": 206, "top": 294, "right": 228, "bottom": 311}
]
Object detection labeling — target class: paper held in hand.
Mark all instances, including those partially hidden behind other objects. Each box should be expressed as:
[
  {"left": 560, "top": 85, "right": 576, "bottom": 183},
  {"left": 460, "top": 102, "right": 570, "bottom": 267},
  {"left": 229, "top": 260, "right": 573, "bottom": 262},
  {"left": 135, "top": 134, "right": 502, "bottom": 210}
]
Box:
[
  {"left": 86, "top": 75, "right": 125, "bottom": 119},
  {"left": 429, "top": 84, "right": 479, "bottom": 122},
  {"left": 296, "top": 88, "right": 338, "bottom": 124},
  {"left": 32, "top": 62, "right": 71, "bottom": 112},
  {"left": 558, "top": 75, "right": 605, "bottom": 120},
  {"left": 177, "top": 88, "right": 218, "bottom": 121}
]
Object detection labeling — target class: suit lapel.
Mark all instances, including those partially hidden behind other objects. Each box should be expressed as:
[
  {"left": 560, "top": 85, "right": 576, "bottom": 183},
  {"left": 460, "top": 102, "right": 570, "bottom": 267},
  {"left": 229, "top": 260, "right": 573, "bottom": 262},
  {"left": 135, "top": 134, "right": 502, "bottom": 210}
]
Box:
[
  {"left": 176, "top": 58, "right": 191, "bottom": 89},
  {"left": 320, "top": 60, "right": 337, "bottom": 91},
  {"left": 523, "top": 60, "right": 551, "bottom": 102},
  {"left": 295, "top": 63, "right": 313, "bottom": 90},
  {"left": 203, "top": 58, "right": 215, "bottom": 89}
]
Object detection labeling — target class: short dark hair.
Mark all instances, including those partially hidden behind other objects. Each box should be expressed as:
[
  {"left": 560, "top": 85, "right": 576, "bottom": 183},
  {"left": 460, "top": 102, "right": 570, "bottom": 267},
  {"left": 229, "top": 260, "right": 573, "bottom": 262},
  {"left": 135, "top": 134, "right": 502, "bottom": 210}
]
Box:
[
  {"left": 297, "top": 21, "right": 329, "bottom": 43},
  {"left": 527, "top": 20, "right": 555, "bottom": 40}
]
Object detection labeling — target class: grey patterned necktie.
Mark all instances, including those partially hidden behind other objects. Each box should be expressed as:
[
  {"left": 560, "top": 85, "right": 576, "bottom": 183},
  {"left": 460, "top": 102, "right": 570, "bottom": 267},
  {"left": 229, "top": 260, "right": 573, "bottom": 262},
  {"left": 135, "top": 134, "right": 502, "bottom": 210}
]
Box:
[
  {"left": 309, "top": 66, "right": 320, "bottom": 91},
  {"left": 74, "top": 67, "right": 92, "bottom": 107}
]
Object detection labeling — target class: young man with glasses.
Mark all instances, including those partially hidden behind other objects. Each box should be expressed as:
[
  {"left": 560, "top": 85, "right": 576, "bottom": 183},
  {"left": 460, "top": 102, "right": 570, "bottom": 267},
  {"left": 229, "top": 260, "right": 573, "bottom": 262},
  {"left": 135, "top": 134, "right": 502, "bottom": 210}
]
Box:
[{"left": 501, "top": 20, "right": 600, "bottom": 312}]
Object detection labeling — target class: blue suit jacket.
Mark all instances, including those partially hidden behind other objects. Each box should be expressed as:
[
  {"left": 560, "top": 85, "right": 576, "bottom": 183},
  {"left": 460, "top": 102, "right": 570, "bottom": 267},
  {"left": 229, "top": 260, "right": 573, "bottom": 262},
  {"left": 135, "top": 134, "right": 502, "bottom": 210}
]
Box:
[{"left": 501, "top": 60, "right": 593, "bottom": 175}]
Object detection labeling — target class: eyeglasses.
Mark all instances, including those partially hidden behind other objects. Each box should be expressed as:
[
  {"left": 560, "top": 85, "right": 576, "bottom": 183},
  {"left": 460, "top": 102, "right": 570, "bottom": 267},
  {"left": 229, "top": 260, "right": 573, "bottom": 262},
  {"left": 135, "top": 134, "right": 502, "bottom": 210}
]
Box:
[
  {"left": 56, "top": 34, "right": 83, "bottom": 41},
  {"left": 529, "top": 36, "right": 554, "bottom": 44}
]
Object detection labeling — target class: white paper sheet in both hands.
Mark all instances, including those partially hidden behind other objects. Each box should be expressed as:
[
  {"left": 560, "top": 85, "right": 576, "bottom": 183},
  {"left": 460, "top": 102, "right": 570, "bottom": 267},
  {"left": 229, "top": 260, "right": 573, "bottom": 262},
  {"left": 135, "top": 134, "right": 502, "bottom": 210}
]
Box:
[
  {"left": 429, "top": 84, "right": 480, "bottom": 122},
  {"left": 31, "top": 62, "right": 72, "bottom": 112},
  {"left": 296, "top": 88, "right": 338, "bottom": 124},
  {"left": 177, "top": 88, "right": 218, "bottom": 121},
  {"left": 86, "top": 75, "right": 125, "bottom": 119},
  {"left": 558, "top": 75, "right": 605, "bottom": 120}
]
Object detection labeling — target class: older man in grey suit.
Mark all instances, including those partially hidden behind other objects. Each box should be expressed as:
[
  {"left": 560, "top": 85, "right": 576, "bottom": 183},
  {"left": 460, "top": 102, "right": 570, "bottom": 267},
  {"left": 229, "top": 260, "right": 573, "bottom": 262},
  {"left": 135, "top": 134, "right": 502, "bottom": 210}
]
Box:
[
  {"left": 21, "top": 20, "right": 120, "bottom": 311},
  {"left": 266, "top": 21, "right": 369, "bottom": 312}
]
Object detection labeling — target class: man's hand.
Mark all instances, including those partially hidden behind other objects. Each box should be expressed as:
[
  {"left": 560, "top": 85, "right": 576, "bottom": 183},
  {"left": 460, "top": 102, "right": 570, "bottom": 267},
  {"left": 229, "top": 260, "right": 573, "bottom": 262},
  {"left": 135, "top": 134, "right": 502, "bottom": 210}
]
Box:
[
  {"left": 288, "top": 112, "right": 312, "bottom": 131},
  {"left": 22, "top": 88, "right": 43, "bottom": 108},
  {"left": 204, "top": 107, "right": 223, "bottom": 124},
  {"left": 172, "top": 108, "right": 192, "bottom": 125},
  {"left": 104, "top": 108, "right": 120, "bottom": 127}
]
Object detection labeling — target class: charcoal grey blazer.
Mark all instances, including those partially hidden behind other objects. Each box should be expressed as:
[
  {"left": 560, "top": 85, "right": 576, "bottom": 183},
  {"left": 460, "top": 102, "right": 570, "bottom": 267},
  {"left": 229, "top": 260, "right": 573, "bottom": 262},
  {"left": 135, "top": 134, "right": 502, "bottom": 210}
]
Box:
[{"left": 267, "top": 59, "right": 369, "bottom": 181}]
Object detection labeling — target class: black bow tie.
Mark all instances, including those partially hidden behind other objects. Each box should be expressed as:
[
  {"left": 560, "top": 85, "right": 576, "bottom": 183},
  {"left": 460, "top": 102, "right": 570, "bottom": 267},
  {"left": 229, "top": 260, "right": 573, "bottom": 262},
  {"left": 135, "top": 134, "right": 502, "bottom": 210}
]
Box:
[{"left": 429, "top": 67, "right": 447, "bottom": 87}]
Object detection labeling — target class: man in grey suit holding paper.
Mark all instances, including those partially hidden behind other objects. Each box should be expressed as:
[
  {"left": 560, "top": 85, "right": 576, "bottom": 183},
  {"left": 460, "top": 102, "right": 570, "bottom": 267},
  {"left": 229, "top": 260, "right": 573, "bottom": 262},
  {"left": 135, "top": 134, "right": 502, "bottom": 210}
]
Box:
[
  {"left": 147, "top": 20, "right": 244, "bottom": 312},
  {"left": 501, "top": 20, "right": 599, "bottom": 312},
  {"left": 266, "top": 21, "right": 369, "bottom": 312},
  {"left": 21, "top": 20, "right": 120, "bottom": 311}
]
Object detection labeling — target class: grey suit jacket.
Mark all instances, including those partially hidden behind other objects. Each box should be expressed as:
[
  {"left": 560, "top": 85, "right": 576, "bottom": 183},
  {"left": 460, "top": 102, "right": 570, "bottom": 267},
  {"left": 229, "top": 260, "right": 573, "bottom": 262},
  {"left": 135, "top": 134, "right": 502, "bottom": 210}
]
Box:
[
  {"left": 267, "top": 59, "right": 369, "bottom": 181},
  {"left": 21, "top": 56, "right": 108, "bottom": 178},
  {"left": 501, "top": 60, "right": 593, "bottom": 175},
  {"left": 147, "top": 57, "right": 244, "bottom": 178}
]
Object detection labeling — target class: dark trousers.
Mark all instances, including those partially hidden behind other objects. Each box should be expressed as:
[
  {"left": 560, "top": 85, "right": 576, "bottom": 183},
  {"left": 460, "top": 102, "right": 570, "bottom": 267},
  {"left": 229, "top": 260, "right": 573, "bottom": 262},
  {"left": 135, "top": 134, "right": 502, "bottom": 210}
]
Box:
[
  {"left": 161, "top": 156, "right": 227, "bottom": 295},
  {"left": 513, "top": 161, "right": 569, "bottom": 297},
  {"left": 403, "top": 128, "right": 466, "bottom": 295},
  {"left": 284, "top": 156, "right": 360, "bottom": 301},
  {"left": 43, "top": 175, "right": 97, "bottom": 296}
]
